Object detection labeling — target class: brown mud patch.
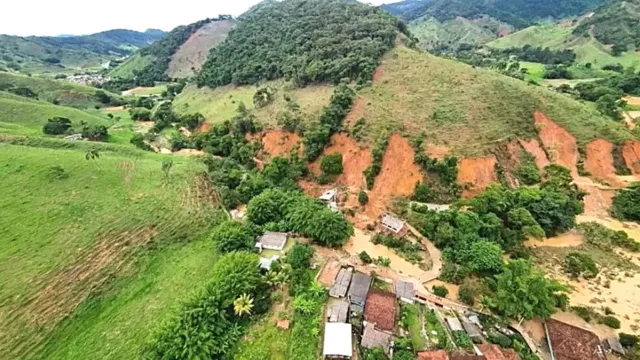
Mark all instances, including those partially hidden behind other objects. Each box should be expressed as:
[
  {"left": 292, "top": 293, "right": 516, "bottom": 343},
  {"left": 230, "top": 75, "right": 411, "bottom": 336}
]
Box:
[
  {"left": 533, "top": 111, "right": 578, "bottom": 176},
  {"left": 623, "top": 112, "right": 638, "bottom": 130},
  {"left": 261, "top": 130, "right": 304, "bottom": 158},
  {"left": 624, "top": 96, "right": 640, "bottom": 106},
  {"left": 580, "top": 184, "right": 615, "bottom": 217},
  {"left": 425, "top": 279, "right": 460, "bottom": 299},
  {"left": 309, "top": 133, "right": 372, "bottom": 189},
  {"left": 518, "top": 138, "right": 551, "bottom": 171},
  {"left": 345, "top": 96, "right": 366, "bottom": 128},
  {"left": 525, "top": 230, "right": 584, "bottom": 248},
  {"left": 104, "top": 106, "right": 124, "bottom": 112},
  {"left": 424, "top": 144, "right": 450, "bottom": 161},
  {"left": 622, "top": 140, "right": 640, "bottom": 175},
  {"left": 196, "top": 121, "right": 212, "bottom": 133},
  {"left": 457, "top": 156, "right": 498, "bottom": 198},
  {"left": 366, "top": 134, "right": 422, "bottom": 218},
  {"left": 577, "top": 215, "right": 640, "bottom": 242},
  {"left": 584, "top": 139, "right": 616, "bottom": 181}
]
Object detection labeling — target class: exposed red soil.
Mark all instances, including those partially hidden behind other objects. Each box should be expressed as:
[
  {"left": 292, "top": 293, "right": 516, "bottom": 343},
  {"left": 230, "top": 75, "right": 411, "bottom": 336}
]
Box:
[
  {"left": 366, "top": 134, "right": 423, "bottom": 218},
  {"left": 518, "top": 138, "right": 551, "bottom": 171},
  {"left": 498, "top": 140, "right": 524, "bottom": 188},
  {"left": 261, "top": 130, "right": 304, "bottom": 158},
  {"left": 424, "top": 144, "right": 450, "bottom": 161},
  {"left": 196, "top": 121, "right": 212, "bottom": 133},
  {"left": 557, "top": 20, "right": 574, "bottom": 28},
  {"left": 309, "top": 133, "right": 372, "bottom": 189},
  {"left": 373, "top": 66, "right": 384, "bottom": 83},
  {"left": 345, "top": 96, "right": 366, "bottom": 128},
  {"left": 584, "top": 139, "right": 616, "bottom": 181},
  {"left": 457, "top": 156, "right": 498, "bottom": 198},
  {"left": 533, "top": 111, "right": 579, "bottom": 176},
  {"left": 622, "top": 140, "right": 640, "bottom": 175},
  {"left": 498, "top": 27, "right": 511, "bottom": 37},
  {"left": 581, "top": 185, "right": 615, "bottom": 217}
]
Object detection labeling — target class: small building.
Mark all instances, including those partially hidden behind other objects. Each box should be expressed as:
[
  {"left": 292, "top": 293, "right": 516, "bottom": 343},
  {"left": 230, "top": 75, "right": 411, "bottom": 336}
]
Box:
[
  {"left": 255, "top": 231, "right": 288, "bottom": 252},
  {"left": 461, "top": 319, "right": 483, "bottom": 343},
  {"left": 259, "top": 255, "right": 279, "bottom": 271},
  {"left": 467, "top": 313, "right": 482, "bottom": 329},
  {"left": 64, "top": 134, "right": 83, "bottom": 141},
  {"left": 364, "top": 289, "right": 398, "bottom": 332},
  {"left": 319, "top": 189, "right": 338, "bottom": 203},
  {"left": 381, "top": 214, "right": 406, "bottom": 234},
  {"left": 545, "top": 318, "right": 605, "bottom": 360},
  {"left": 323, "top": 322, "right": 352, "bottom": 359},
  {"left": 446, "top": 317, "right": 464, "bottom": 332},
  {"left": 395, "top": 280, "right": 415, "bottom": 304},
  {"left": 330, "top": 267, "right": 353, "bottom": 298},
  {"left": 604, "top": 337, "right": 625, "bottom": 356},
  {"left": 361, "top": 322, "right": 393, "bottom": 352},
  {"left": 327, "top": 299, "right": 350, "bottom": 323},
  {"left": 347, "top": 272, "right": 372, "bottom": 313}
]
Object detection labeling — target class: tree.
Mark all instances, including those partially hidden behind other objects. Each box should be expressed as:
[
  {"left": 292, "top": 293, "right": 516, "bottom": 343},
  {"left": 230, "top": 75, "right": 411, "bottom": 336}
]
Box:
[
  {"left": 233, "top": 293, "right": 254, "bottom": 316},
  {"left": 611, "top": 44, "right": 627, "bottom": 57},
  {"left": 486, "top": 259, "right": 567, "bottom": 320},
  {"left": 564, "top": 252, "right": 598, "bottom": 279},
  {"left": 412, "top": 182, "right": 433, "bottom": 202},
  {"left": 359, "top": 251, "right": 373, "bottom": 264},
  {"left": 209, "top": 221, "right": 255, "bottom": 253},
  {"left": 320, "top": 153, "right": 343, "bottom": 175},
  {"left": 432, "top": 285, "right": 449, "bottom": 298},
  {"left": 43, "top": 117, "right": 73, "bottom": 135},
  {"left": 82, "top": 125, "right": 109, "bottom": 141},
  {"left": 596, "top": 94, "right": 621, "bottom": 119},
  {"left": 619, "top": 333, "right": 639, "bottom": 348},
  {"left": 465, "top": 240, "right": 504, "bottom": 274},
  {"left": 84, "top": 149, "right": 101, "bottom": 171},
  {"left": 611, "top": 183, "right": 640, "bottom": 222},
  {"left": 161, "top": 159, "right": 173, "bottom": 178},
  {"left": 246, "top": 188, "right": 290, "bottom": 225},
  {"left": 286, "top": 243, "right": 315, "bottom": 269}
]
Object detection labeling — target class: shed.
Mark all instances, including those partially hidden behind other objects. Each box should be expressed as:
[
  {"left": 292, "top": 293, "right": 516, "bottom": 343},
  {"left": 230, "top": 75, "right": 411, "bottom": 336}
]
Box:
[
  {"left": 361, "top": 322, "right": 392, "bottom": 352},
  {"left": 605, "top": 337, "right": 625, "bottom": 356},
  {"left": 327, "top": 299, "right": 349, "bottom": 323},
  {"left": 461, "top": 319, "right": 482, "bottom": 342},
  {"left": 323, "top": 322, "right": 352, "bottom": 358},
  {"left": 255, "top": 232, "right": 288, "bottom": 252},
  {"left": 395, "top": 280, "right": 415, "bottom": 303},
  {"left": 330, "top": 267, "right": 353, "bottom": 298},
  {"left": 320, "top": 189, "right": 338, "bottom": 202},
  {"left": 381, "top": 214, "right": 405, "bottom": 233},
  {"left": 347, "top": 272, "right": 372, "bottom": 313},
  {"left": 259, "top": 255, "right": 279, "bottom": 271},
  {"left": 446, "top": 317, "right": 464, "bottom": 332}
]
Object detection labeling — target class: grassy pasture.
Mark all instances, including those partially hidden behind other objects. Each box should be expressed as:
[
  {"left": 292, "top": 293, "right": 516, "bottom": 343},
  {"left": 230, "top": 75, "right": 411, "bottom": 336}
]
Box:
[
  {"left": 0, "top": 141, "right": 225, "bottom": 359},
  {"left": 108, "top": 53, "right": 153, "bottom": 79}
]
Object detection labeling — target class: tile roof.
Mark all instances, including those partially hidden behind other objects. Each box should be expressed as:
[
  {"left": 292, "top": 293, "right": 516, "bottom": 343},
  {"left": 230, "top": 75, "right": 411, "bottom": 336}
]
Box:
[
  {"left": 361, "top": 322, "right": 392, "bottom": 350},
  {"left": 417, "top": 350, "right": 450, "bottom": 360},
  {"left": 478, "top": 344, "right": 521, "bottom": 360},
  {"left": 546, "top": 319, "right": 605, "bottom": 360},
  {"left": 364, "top": 289, "right": 398, "bottom": 332}
]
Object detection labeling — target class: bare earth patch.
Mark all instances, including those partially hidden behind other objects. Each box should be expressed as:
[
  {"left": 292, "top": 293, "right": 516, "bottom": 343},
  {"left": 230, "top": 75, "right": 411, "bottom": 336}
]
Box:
[
  {"left": 622, "top": 140, "right": 640, "bottom": 175},
  {"left": 584, "top": 139, "right": 616, "bottom": 182},
  {"left": 309, "top": 133, "right": 372, "bottom": 190},
  {"left": 534, "top": 111, "right": 579, "bottom": 176},
  {"left": 261, "top": 130, "right": 304, "bottom": 158},
  {"left": 624, "top": 96, "right": 640, "bottom": 106},
  {"left": 344, "top": 95, "right": 366, "bottom": 128},
  {"left": 457, "top": 156, "right": 498, "bottom": 198},
  {"left": 525, "top": 230, "right": 585, "bottom": 248}
]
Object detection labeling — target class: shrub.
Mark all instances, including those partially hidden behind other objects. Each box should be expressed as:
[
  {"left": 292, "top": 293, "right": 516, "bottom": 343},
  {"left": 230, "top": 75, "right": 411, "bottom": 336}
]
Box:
[
  {"left": 130, "top": 133, "right": 152, "bottom": 151},
  {"left": 43, "top": 117, "right": 73, "bottom": 135},
  {"left": 411, "top": 182, "right": 433, "bottom": 202},
  {"left": 286, "top": 243, "right": 315, "bottom": 269},
  {"left": 571, "top": 306, "right": 593, "bottom": 322},
  {"left": 81, "top": 125, "right": 109, "bottom": 142},
  {"left": 619, "top": 333, "right": 639, "bottom": 348},
  {"left": 320, "top": 153, "right": 343, "bottom": 175},
  {"left": 439, "top": 262, "right": 471, "bottom": 285},
  {"left": 432, "top": 285, "right": 449, "bottom": 298},
  {"left": 516, "top": 164, "right": 541, "bottom": 185},
  {"left": 458, "top": 283, "right": 475, "bottom": 306},
  {"left": 564, "top": 252, "right": 598, "bottom": 279},
  {"left": 358, "top": 190, "right": 369, "bottom": 205},
  {"left": 48, "top": 165, "right": 69, "bottom": 181},
  {"left": 611, "top": 183, "right": 640, "bottom": 222},
  {"left": 130, "top": 108, "right": 152, "bottom": 121},
  {"left": 375, "top": 256, "right": 391, "bottom": 267},
  {"left": 600, "top": 315, "right": 621, "bottom": 329},
  {"left": 209, "top": 221, "right": 256, "bottom": 253},
  {"left": 359, "top": 251, "right": 373, "bottom": 264},
  {"left": 364, "top": 131, "right": 389, "bottom": 189}
]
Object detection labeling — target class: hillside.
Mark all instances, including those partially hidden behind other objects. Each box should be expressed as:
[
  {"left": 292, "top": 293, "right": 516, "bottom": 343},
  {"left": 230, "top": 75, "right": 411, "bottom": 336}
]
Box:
[
  {"left": 409, "top": 14, "right": 511, "bottom": 51},
  {"left": 574, "top": 0, "right": 640, "bottom": 48},
  {"left": 0, "top": 29, "right": 164, "bottom": 74}
]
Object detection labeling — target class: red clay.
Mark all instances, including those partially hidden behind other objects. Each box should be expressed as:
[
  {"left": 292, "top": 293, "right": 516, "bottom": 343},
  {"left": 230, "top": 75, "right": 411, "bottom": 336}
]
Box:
[
  {"left": 533, "top": 111, "right": 579, "bottom": 176},
  {"left": 345, "top": 96, "right": 366, "bottom": 128},
  {"left": 581, "top": 185, "right": 615, "bottom": 217},
  {"left": 622, "top": 140, "right": 640, "bottom": 175},
  {"left": 197, "top": 122, "right": 212, "bottom": 133},
  {"left": 584, "top": 139, "right": 616, "bottom": 181},
  {"left": 261, "top": 130, "right": 304, "bottom": 158},
  {"left": 518, "top": 138, "right": 551, "bottom": 171},
  {"left": 366, "top": 134, "right": 423, "bottom": 218},
  {"left": 309, "top": 133, "right": 372, "bottom": 189},
  {"left": 457, "top": 156, "right": 499, "bottom": 198},
  {"left": 424, "top": 144, "right": 450, "bottom": 161}
]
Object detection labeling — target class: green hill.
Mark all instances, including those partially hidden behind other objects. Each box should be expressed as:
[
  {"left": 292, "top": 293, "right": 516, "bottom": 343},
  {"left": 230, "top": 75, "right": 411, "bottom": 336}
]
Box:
[
  {"left": 0, "top": 72, "right": 122, "bottom": 108},
  {"left": 409, "top": 14, "right": 511, "bottom": 50},
  {"left": 574, "top": 0, "right": 640, "bottom": 48},
  {"left": 0, "top": 29, "right": 164, "bottom": 74}
]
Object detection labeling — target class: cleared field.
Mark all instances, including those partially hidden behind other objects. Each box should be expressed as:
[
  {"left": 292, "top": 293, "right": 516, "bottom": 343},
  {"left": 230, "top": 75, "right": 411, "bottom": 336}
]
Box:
[
  {"left": 122, "top": 84, "right": 167, "bottom": 96},
  {"left": 350, "top": 45, "right": 635, "bottom": 156},
  {"left": 108, "top": 53, "right": 153, "bottom": 78},
  {"left": 0, "top": 141, "right": 225, "bottom": 359},
  {"left": 173, "top": 81, "right": 333, "bottom": 128},
  {"left": 520, "top": 61, "right": 545, "bottom": 82}
]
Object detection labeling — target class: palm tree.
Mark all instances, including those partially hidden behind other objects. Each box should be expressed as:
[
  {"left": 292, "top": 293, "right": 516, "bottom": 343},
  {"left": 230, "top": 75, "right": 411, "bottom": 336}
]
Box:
[{"left": 233, "top": 293, "right": 254, "bottom": 317}]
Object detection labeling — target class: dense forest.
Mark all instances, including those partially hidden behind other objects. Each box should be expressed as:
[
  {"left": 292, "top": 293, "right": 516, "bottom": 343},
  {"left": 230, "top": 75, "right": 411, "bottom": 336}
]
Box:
[
  {"left": 574, "top": 0, "right": 640, "bottom": 48},
  {"left": 383, "top": 0, "right": 606, "bottom": 27},
  {"left": 196, "top": 0, "right": 403, "bottom": 88}
]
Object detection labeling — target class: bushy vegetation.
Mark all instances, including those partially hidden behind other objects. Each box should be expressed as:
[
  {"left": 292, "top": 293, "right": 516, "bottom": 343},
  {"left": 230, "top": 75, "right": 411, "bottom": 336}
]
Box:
[
  {"left": 320, "top": 153, "right": 343, "bottom": 176},
  {"left": 210, "top": 221, "right": 257, "bottom": 253},
  {"left": 599, "top": 315, "right": 621, "bottom": 329},
  {"left": 574, "top": 0, "right": 640, "bottom": 48},
  {"left": 620, "top": 333, "right": 640, "bottom": 348},
  {"left": 358, "top": 190, "right": 369, "bottom": 206},
  {"left": 412, "top": 132, "right": 461, "bottom": 203},
  {"left": 564, "top": 252, "right": 598, "bottom": 279},
  {"left": 197, "top": 0, "right": 401, "bottom": 88},
  {"left": 578, "top": 222, "right": 640, "bottom": 252},
  {"left": 611, "top": 183, "right": 640, "bottom": 222},
  {"left": 499, "top": 45, "right": 576, "bottom": 65},
  {"left": 452, "top": 330, "right": 474, "bottom": 348},
  {"left": 42, "top": 117, "right": 73, "bottom": 135},
  {"left": 432, "top": 285, "right": 449, "bottom": 298},
  {"left": 364, "top": 131, "right": 390, "bottom": 189},
  {"left": 372, "top": 233, "right": 423, "bottom": 264}
]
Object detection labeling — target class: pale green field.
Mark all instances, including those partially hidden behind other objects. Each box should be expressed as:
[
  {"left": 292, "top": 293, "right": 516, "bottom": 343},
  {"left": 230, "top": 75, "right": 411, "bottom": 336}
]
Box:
[{"left": 108, "top": 53, "right": 153, "bottom": 78}]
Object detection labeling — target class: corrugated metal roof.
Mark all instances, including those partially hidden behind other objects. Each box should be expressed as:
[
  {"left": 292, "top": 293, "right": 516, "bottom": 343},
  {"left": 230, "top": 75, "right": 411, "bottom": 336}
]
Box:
[
  {"left": 348, "top": 272, "right": 371, "bottom": 305},
  {"left": 382, "top": 214, "right": 405, "bottom": 232},
  {"left": 323, "top": 322, "right": 352, "bottom": 357},
  {"left": 395, "top": 280, "right": 415, "bottom": 300},
  {"left": 330, "top": 267, "right": 353, "bottom": 298}
]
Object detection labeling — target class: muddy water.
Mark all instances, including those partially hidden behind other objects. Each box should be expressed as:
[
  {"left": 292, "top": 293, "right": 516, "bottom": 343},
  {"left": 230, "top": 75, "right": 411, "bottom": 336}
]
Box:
[
  {"left": 343, "top": 229, "right": 425, "bottom": 278},
  {"left": 425, "top": 279, "right": 459, "bottom": 299},
  {"left": 525, "top": 231, "right": 584, "bottom": 248},
  {"left": 577, "top": 215, "right": 640, "bottom": 242}
]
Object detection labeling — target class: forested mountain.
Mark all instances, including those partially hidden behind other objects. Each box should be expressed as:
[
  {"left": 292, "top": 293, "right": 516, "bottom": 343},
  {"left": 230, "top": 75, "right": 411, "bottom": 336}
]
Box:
[
  {"left": 0, "top": 29, "right": 164, "bottom": 73},
  {"left": 574, "top": 0, "right": 640, "bottom": 48},
  {"left": 196, "top": 0, "right": 403, "bottom": 88}
]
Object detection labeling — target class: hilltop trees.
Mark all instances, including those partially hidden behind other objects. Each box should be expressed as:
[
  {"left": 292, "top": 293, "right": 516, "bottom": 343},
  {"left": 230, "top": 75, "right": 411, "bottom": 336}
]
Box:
[
  {"left": 210, "top": 221, "right": 256, "bottom": 253},
  {"left": 43, "top": 117, "right": 73, "bottom": 135}
]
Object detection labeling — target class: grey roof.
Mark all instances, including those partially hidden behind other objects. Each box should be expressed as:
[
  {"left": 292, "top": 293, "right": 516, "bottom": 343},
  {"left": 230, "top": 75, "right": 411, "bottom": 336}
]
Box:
[
  {"left": 381, "top": 214, "right": 405, "bottom": 232},
  {"left": 327, "top": 299, "right": 350, "bottom": 323},
  {"left": 446, "top": 317, "right": 463, "bottom": 332},
  {"left": 606, "top": 338, "right": 625, "bottom": 355},
  {"left": 461, "top": 319, "right": 482, "bottom": 339},
  {"left": 330, "top": 267, "right": 353, "bottom": 298},
  {"left": 361, "top": 322, "right": 392, "bottom": 351},
  {"left": 256, "top": 231, "right": 288, "bottom": 250},
  {"left": 395, "top": 280, "right": 415, "bottom": 300},
  {"left": 348, "top": 272, "right": 372, "bottom": 305}
]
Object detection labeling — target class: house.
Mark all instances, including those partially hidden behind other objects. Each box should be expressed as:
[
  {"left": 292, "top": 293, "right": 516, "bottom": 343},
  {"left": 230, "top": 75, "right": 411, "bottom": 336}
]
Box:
[
  {"left": 323, "top": 322, "right": 352, "bottom": 358},
  {"left": 417, "top": 350, "right": 450, "bottom": 360},
  {"left": 604, "top": 337, "right": 625, "bottom": 356},
  {"left": 364, "top": 289, "right": 398, "bottom": 332},
  {"left": 319, "top": 189, "right": 338, "bottom": 202},
  {"left": 445, "top": 317, "right": 464, "bottom": 332},
  {"left": 418, "top": 346, "right": 520, "bottom": 360},
  {"left": 255, "top": 232, "right": 288, "bottom": 252},
  {"left": 347, "top": 272, "right": 372, "bottom": 313},
  {"left": 477, "top": 344, "right": 520, "bottom": 360},
  {"left": 545, "top": 318, "right": 605, "bottom": 360},
  {"left": 258, "top": 255, "right": 279, "bottom": 271},
  {"left": 381, "top": 214, "right": 406, "bottom": 234},
  {"left": 395, "top": 280, "right": 415, "bottom": 304},
  {"left": 361, "top": 322, "right": 393, "bottom": 352},
  {"left": 330, "top": 267, "right": 353, "bottom": 298},
  {"left": 461, "top": 318, "right": 483, "bottom": 343},
  {"left": 327, "top": 299, "right": 349, "bottom": 323}
]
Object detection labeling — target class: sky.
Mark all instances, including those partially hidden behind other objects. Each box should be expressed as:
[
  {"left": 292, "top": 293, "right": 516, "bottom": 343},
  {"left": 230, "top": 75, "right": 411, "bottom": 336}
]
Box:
[{"left": 0, "top": 0, "right": 391, "bottom": 37}]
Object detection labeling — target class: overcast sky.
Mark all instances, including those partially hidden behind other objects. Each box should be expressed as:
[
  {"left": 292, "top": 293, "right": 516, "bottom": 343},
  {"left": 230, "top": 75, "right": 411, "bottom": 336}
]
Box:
[{"left": 0, "top": 0, "right": 392, "bottom": 36}]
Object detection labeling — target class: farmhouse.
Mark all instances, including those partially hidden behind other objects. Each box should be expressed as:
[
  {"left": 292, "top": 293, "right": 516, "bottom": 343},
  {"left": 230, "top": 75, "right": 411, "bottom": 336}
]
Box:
[
  {"left": 381, "top": 214, "right": 406, "bottom": 234},
  {"left": 323, "top": 322, "right": 352, "bottom": 358},
  {"left": 255, "top": 231, "right": 288, "bottom": 252},
  {"left": 330, "top": 267, "right": 353, "bottom": 298},
  {"left": 347, "top": 272, "right": 371, "bottom": 313},
  {"left": 395, "top": 279, "right": 415, "bottom": 304},
  {"left": 545, "top": 318, "right": 605, "bottom": 360},
  {"left": 363, "top": 289, "right": 397, "bottom": 332}
]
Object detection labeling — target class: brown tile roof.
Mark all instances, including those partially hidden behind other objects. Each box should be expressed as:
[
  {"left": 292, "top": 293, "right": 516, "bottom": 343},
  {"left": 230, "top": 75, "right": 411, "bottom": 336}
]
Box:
[
  {"left": 478, "top": 344, "right": 521, "bottom": 360},
  {"left": 364, "top": 289, "right": 397, "bottom": 331},
  {"left": 417, "top": 350, "right": 450, "bottom": 360},
  {"left": 546, "top": 319, "right": 605, "bottom": 360}
]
